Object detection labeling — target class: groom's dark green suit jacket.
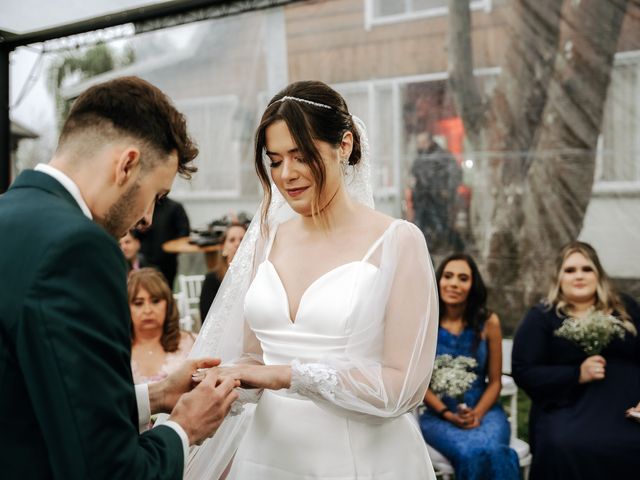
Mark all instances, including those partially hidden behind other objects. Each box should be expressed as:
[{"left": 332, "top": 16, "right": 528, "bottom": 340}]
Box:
[{"left": 0, "top": 171, "right": 183, "bottom": 479}]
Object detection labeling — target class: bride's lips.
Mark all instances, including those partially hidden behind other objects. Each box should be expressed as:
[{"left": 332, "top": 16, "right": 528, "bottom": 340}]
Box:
[{"left": 286, "top": 187, "right": 309, "bottom": 198}]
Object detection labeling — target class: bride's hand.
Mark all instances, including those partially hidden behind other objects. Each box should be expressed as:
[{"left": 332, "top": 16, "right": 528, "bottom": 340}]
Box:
[
  {"left": 625, "top": 401, "right": 640, "bottom": 422},
  {"left": 216, "top": 365, "right": 292, "bottom": 391}
]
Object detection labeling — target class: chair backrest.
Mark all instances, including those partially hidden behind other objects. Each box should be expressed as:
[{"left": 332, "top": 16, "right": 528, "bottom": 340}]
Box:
[
  {"left": 501, "top": 338, "right": 517, "bottom": 440},
  {"left": 500, "top": 374, "right": 518, "bottom": 440},
  {"left": 177, "top": 274, "right": 205, "bottom": 328},
  {"left": 179, "top": 274, "right": 205, "bottom": 301},
  {"left": 173, "top": 291, "right": 194, "bottom": 331},
  {"left": 502, "top": 338, "right": 513, "bottom": 375}
]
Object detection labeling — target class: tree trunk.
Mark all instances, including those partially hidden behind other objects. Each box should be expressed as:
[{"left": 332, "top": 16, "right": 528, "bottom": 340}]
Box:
[
  {"left": 519, "top": 0, "right": 629, "bottom": 303},
  {"left": 447, "top": 0, "right": 628, "bottom": 329}
]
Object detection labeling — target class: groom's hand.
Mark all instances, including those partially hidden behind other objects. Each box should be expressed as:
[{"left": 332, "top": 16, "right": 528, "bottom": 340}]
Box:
[
  {"left": 149, "top": 358, "right": 221, "bottom": 413},
  {"left": 169, "top": 369, "right": 240, "bottom": 445}
]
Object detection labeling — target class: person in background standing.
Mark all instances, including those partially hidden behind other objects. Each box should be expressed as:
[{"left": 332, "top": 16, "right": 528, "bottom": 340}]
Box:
[
  {"left": 139, "top": 197, "right": 190, "bottom": 288},
  {"left": 409, "top": 132, "right": 462, "bottom": 251}
]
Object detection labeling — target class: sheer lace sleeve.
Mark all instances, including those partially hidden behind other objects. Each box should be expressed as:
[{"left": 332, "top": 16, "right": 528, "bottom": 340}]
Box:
[{"left": 288, "top": 220, "right": 439, "bottom": 418}]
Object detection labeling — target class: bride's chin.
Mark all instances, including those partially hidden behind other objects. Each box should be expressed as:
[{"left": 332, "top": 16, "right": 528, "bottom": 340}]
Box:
[{"left": 287, "top": 202, "right": 312, "bottom": 216}]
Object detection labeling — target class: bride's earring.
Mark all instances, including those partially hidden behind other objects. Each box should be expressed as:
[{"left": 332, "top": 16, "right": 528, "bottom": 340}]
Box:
[{"left": 340, "top": 156, "right": 349, "bottom": 175}]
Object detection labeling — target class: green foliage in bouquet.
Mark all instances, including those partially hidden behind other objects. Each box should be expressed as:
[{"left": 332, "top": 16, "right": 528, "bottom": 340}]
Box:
[
  {"left": 429, "top": 354, "right": 478, "bottom": 400},
  {"left": 554, "top": 309, "right": 627, "bottom": 356}
]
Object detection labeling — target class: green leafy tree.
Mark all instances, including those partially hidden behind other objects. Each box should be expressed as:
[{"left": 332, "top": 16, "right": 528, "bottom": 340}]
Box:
[{"left": 48, "top": 43, "right": 135, "bottom": 129}]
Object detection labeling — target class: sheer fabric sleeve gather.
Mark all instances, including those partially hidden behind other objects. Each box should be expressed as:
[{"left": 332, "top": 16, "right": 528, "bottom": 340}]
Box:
[{"left": 288, "top": 220, "right": 439, "bottom": 418}]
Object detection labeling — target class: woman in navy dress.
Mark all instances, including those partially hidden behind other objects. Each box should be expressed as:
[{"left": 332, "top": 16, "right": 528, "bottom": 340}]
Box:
[
  {"left": 420, "top": 253, "right": 519, "bottom": 479},
  {"left": 512, "top": 241, "right": 640, "bottom": 479}
]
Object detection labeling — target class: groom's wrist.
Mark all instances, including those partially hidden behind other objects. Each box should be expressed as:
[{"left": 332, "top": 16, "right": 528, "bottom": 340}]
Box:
[{"left": 148, "top": 381, "right": 169, "bottom": 414}]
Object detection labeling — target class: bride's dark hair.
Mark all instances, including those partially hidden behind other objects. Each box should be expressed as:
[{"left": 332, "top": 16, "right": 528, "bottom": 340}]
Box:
[{"left": 254, "top": 80, "right": 362, "bottom": 230}]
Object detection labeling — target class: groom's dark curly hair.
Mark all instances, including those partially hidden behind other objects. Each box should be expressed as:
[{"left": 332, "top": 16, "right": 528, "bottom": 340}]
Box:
[{"left": 58, "top": 76, "right": 198, "bottom": 179}]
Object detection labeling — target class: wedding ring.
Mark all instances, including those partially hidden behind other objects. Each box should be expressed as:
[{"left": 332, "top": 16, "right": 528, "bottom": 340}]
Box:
[{"left": 192, "top": 368, "right": 208, "bottom": 382}]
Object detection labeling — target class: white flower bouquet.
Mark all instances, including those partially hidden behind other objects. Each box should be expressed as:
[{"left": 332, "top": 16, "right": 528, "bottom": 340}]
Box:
[
  {"left": 429, "top": 354, "right": 478, "bottom": 404},
  {"left": 554, "top": 309, "right": 627, "bottom": 356}
]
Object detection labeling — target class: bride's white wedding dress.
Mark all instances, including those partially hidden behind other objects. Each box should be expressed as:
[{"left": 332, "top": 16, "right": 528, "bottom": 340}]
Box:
[
  {"left": 183, "top": 116, "right": 437, "bottom": 479},
  {"left": 226, "top": 219, "right": 437, "bottom": 479}
]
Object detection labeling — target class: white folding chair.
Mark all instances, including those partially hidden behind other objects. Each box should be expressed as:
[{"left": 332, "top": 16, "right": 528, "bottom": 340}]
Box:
[
  {"left": 173, "top": 292, "right": 194, "bottom": 332},
  {"left": 177, "top": 274, "right": 205, "bottom": 330},
  {"left": 502, "top": 338, "right": 513, "bottom": 374}
]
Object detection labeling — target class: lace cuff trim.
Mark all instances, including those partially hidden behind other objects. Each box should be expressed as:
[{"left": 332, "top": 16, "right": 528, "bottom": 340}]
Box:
[
  {"left": 229, "top": 388, "right": 263, "bottom": 416},
  {"left": 289, "top": 359, "right": 338, "bottom": 400}
]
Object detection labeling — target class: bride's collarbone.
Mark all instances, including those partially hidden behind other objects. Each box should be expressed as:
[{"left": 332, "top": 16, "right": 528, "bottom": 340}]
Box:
[
  {"left": 270, "top": 241, "right": 366, "bottom": 272},
  {"left": 274, "top": 222, "right": 393, "bottom": 259}
]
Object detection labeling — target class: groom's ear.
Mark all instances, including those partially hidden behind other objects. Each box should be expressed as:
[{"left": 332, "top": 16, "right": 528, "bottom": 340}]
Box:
[{"left": 114, "top": 147, "right": 142, "bottom": 187}]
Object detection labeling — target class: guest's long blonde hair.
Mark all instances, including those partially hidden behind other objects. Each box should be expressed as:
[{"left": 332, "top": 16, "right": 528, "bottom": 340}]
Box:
[{"left": 545, "top": 241, "right": 635, "bottom": 334}]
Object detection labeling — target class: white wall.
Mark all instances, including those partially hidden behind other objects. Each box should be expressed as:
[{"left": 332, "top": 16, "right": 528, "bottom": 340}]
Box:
[{"left": 580, "top": 190, "right": 640, "bottom": 279}]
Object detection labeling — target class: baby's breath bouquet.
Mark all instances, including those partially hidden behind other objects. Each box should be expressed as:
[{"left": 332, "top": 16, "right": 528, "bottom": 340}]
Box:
[
  {"left": 429, "top": 354, "right": 478, "bottom": 406},
  {"left": 554, "top": 309, "right": 627, "bottom": 356}
]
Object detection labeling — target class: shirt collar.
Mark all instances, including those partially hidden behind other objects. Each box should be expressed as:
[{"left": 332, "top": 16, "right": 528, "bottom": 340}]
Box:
[{"left": 34, "top": 163, "right": 93, "bottom": 220}]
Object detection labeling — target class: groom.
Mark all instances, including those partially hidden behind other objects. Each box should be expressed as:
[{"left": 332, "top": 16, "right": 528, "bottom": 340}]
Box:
[{"left": 0, "top": 77, "right": 238, "bottom": 479}]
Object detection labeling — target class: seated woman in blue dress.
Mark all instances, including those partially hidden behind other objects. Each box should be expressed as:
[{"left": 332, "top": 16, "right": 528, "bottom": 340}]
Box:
[
  {"left": 420, "top": 253, "right": 519, "bottom": 480},
  {"left": 512, "top": 241, "right": 640, "bottom": 480}
]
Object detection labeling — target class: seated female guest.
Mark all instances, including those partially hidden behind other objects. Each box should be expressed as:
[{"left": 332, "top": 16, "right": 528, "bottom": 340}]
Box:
[
  {"left": 420, "top": 253, "right": 519, "bottom": 480},
  {"left": 199, "top": 222, "right": 247, "bottom": 321},
  {"left": 129, "top": 268, "right": 195, "bottom": 384},
  {"left": 512, "top": 241, "right": 640, "bottom": 479}
]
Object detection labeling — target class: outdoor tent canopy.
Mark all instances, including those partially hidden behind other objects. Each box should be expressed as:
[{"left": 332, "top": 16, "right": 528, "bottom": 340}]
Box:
[{"left": 0, "top": 0, "right": 302, "bottom": 192}]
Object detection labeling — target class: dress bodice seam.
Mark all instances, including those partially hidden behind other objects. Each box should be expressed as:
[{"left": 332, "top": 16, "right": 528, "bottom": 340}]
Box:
[{"left": 258, "top": 220, "right": 402, "bottom": 324}]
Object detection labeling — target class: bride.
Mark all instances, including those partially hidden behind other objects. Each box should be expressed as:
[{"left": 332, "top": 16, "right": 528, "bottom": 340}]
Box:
[{"left": 186, "top": 80, "right": 438, "bottom": 479}]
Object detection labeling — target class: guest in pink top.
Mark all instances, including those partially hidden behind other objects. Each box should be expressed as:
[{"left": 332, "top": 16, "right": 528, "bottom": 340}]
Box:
[{"left": 128, "top": 268, "right": 194, "bottom": 384}]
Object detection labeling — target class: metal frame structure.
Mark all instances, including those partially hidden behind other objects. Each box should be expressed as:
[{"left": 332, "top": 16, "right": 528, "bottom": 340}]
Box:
[{"left": 0, "top": 0, "right": 302, "bottom": 192}]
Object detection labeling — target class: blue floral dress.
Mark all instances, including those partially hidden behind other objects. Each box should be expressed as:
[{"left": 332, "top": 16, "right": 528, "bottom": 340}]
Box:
[{"left": 420, "top": 326, "right": 519, "bottom": 480}]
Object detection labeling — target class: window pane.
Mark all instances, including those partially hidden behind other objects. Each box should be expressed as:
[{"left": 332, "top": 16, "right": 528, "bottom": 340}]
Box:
[
  {"left": 372, "top": 86, "right": 396, "bottom": 190},
  {"left": 412, "top": 0, "right": 448, "bottom": 12},
  {"left": 601, "top": 62, "right": 639, "bottom": 181},
  {"left": 173, "top": 97, "right": 239, "bottom": 193},
  {"left": 373, "top": 0, "right": 405, "bottom": 17}
]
